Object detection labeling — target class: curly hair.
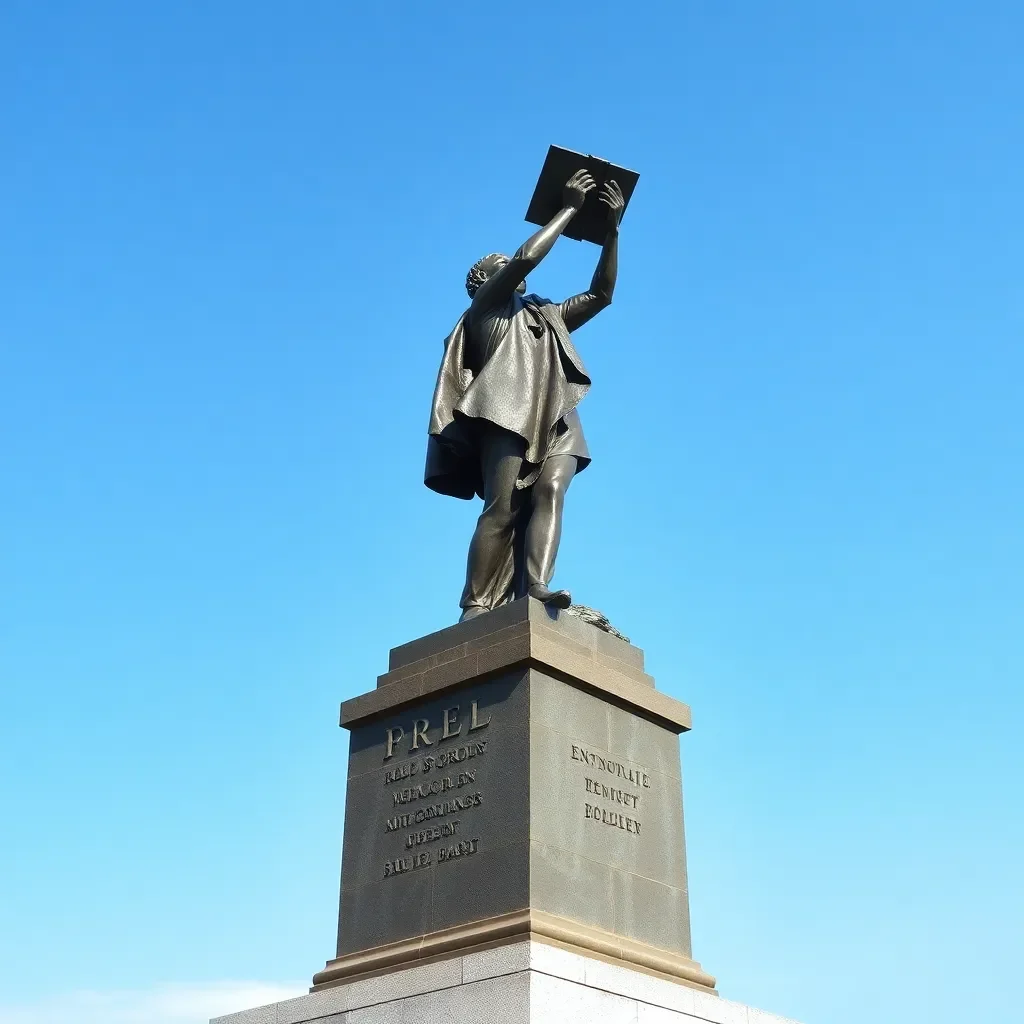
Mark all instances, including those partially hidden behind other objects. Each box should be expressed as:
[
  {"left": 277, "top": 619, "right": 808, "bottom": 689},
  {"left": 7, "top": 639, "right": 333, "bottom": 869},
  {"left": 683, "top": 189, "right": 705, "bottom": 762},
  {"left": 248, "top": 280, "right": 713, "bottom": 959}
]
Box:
[{"left": 465, "top": 253, "right": 505, "bottom": 298}]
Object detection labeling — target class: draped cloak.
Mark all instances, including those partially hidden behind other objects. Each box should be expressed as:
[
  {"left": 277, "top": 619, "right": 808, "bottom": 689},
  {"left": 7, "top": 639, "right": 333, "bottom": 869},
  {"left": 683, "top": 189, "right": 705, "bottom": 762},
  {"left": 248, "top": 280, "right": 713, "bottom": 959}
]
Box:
[{"left": 425, "top": 293, "right": 592, "bottom": 501}]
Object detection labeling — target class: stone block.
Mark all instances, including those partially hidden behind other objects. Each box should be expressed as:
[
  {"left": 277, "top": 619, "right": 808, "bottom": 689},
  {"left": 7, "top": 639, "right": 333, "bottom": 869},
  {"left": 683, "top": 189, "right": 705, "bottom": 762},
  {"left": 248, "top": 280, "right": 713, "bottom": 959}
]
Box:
[
  {"left": 531, "top": 969, "right": 640, "bottom": 1023},
  {"left": 345, "top": 956, "right": 462, "bottom": 1010},
  {"left": 401, "top": 970, "right": 531, "bottom": 1021},
  {"left": 210, "top": 1004, "right": 277, "bottom": 1024},
  {"left": 461, "top": 938, "right": 532, "bottom": 982},
  {"left": 276, "top": 986, "right": 348, "bottom": 1022}
]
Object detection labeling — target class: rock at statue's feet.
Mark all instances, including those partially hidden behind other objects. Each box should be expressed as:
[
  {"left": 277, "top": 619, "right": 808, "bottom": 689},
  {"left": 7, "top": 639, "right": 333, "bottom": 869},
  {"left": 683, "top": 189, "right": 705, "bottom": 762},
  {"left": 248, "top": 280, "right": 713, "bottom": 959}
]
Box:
[{"left": 528, "top": 583, "right": 572, "bottom": 609}]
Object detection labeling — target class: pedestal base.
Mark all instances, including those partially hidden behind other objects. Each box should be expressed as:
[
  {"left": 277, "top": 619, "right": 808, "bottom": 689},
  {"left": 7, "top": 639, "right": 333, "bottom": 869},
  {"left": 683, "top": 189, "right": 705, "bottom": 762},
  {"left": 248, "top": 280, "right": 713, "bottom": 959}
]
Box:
[{"left": 212, "top": 940, "right": 801, "bottom": 1024}]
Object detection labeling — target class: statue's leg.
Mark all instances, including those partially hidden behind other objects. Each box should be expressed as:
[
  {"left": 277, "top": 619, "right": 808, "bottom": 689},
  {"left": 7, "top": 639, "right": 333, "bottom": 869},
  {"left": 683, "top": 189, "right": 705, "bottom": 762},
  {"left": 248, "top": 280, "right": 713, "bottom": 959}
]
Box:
[
  {"left": 459, "top": 425, "right": 525, "bottom": 621},
  {"left": 524, "top": 454, "right": 577, "bottom": 609}
]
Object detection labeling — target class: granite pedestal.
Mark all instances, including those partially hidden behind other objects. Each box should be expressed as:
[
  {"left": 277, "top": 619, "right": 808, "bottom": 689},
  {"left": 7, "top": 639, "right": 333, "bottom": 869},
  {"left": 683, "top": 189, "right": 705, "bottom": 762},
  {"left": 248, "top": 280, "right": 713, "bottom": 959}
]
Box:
[
  {"left": 212, "top": 599, "right": 804, "bottom": 1023},
  {"left": 316, "top": 598, "right": 712, "bottom": 993}
]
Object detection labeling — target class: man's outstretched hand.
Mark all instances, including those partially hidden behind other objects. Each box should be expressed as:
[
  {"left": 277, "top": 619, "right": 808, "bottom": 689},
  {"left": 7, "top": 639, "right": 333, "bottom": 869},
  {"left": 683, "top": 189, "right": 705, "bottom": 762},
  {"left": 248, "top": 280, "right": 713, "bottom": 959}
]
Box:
[
  {"left": 563, "top": 169, "right": 597, "bottom": 211},
  {"left": 599, "top": 179, "right": 625, "bottom": 229}
]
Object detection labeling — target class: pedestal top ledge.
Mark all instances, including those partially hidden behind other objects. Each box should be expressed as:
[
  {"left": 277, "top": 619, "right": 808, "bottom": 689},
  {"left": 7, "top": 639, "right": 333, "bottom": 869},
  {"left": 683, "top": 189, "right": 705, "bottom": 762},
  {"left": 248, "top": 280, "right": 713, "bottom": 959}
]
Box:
[{"left": 340, "top": 598, "right": 692, "bottom": 733}]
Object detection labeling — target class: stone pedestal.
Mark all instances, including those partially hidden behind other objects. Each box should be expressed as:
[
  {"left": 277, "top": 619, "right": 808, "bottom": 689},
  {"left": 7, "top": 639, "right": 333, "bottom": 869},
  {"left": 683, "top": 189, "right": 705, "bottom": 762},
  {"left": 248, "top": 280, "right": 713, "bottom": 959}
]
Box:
[
  {"left": 317, "top": 598, "right": 714, "bottom": 992},
  {"left": 212, "top": 599, "right": 806, "bottom": 1023}
]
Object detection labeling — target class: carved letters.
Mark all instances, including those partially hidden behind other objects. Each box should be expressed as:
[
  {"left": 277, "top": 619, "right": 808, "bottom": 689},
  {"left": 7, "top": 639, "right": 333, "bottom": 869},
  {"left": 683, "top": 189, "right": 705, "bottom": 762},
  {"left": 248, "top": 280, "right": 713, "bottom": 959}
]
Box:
[
  {"left": 383, "top": 701, "right": 490, "bottom": 761},
  {"left": 375, "top": 698, "right": 654, "bottom": 882},
  {"left": 380, "top": 701, "right": 490, "bottom": 878},
  {"left": 571, "top": 743, "right": 647, "bottom": 837}
]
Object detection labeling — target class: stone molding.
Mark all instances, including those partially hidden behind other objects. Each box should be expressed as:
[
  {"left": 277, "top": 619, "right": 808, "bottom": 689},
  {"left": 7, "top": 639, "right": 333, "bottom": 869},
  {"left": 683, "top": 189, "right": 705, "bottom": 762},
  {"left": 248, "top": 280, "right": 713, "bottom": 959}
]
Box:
[
  {"left": 340, "top": 599, "right": 692, "bottom": 733},
  {"left": 311, "top": 908, "right": 716, "bottom": 994}
]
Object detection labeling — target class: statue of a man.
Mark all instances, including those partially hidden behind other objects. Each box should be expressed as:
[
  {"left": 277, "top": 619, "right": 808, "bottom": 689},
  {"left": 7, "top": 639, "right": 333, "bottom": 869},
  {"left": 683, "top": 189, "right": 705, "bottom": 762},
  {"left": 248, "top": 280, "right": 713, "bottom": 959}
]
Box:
[{"left": 426, "top": 170, "right": 625, "bottom": 621}]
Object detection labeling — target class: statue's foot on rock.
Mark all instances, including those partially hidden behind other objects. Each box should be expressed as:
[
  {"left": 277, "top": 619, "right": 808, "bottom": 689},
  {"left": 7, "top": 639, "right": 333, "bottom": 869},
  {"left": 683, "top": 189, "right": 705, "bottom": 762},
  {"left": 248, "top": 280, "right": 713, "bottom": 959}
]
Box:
[
  {"left": 528, "top": 584, "right": 572, "bottom": 610},
  {"left": 459, "top": 605, "right": 489, "bottom": 622}
]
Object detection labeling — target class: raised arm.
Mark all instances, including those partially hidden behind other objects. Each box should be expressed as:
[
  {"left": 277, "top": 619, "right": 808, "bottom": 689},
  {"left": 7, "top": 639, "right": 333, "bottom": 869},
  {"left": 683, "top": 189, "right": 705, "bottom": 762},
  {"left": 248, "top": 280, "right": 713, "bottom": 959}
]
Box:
[
  {"left": 558, "top": 180, "right": 625, "bottom": 333},
  {"left": 471, "top": 170, "right": 596, "bottom": 313}
]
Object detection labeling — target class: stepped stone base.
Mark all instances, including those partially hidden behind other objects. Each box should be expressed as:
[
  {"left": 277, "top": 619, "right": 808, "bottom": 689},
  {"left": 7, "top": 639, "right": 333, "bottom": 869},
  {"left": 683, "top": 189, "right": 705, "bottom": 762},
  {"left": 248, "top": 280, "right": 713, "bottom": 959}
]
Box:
[{"left": 212, "top": 940, "right": 801, "bottom": 1024}]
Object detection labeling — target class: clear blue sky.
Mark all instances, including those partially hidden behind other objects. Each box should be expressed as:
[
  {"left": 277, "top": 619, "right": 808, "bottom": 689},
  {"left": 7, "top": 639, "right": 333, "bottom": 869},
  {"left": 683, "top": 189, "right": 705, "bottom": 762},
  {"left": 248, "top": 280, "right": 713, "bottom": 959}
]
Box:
[{"left": 1, "top": 3, "right": 1021, "bottom": 1023}]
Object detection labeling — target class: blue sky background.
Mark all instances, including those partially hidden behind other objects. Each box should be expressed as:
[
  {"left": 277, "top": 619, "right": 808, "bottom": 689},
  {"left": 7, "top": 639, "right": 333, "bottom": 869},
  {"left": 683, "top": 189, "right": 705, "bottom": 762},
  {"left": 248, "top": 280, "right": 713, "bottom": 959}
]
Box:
[{"left": 2, "top": 3, "right": 1022, "bottom": 1022}]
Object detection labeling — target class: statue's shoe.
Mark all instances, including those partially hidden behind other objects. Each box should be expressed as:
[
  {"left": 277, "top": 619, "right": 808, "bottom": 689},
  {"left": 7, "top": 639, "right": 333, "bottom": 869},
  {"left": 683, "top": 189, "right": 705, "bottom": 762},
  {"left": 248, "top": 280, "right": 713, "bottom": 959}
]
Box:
[{"left": 528, "top": 584, "right": 572, "bottom": 610}]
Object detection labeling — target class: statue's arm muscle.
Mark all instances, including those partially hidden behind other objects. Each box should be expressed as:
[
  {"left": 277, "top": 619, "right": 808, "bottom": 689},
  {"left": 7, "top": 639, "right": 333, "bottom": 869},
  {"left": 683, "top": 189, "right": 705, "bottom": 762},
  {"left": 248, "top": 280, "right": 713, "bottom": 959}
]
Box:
[
  {"left": 470, "top": 205, "right": 578, "bottom": 314},
  {"left": 558, "top": 227, "right": 618, "bottom": 333}
]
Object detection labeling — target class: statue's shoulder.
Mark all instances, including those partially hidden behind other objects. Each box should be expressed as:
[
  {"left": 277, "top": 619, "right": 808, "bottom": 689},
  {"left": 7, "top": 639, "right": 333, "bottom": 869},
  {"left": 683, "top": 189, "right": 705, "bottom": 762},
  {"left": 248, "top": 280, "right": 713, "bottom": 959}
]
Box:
[{"left": 443, "top": 309, "right": 471, "bottom": 345}]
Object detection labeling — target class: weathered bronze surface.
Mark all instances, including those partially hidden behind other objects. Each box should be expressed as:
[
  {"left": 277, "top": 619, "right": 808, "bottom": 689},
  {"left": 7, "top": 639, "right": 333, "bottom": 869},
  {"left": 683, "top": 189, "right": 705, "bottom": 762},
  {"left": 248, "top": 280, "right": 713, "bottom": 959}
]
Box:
[{"left": 426, "top": 147, "right": 638, "bottom": 622}]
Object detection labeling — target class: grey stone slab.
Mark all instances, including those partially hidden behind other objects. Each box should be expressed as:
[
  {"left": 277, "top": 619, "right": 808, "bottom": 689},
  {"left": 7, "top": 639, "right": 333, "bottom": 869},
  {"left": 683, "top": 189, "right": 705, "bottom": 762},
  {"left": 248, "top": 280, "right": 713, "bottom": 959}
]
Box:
[
  {"left": 530, "top": 722, "right": 687, "bottom": 891},
  {"left": 389, "top": 600, "right": 530, "bottom": 670},
  {"left": 532, "top": 665, "right": 680, "bottom": 783},
  {"left": 591, "top": 625, "right": 645, "bottom": 671},
  {"left": 402, "top": 970, "right": 531, "bottom": 1021},
  {"left": 528, "top": 939, "right": 588, "bottom": 983},
  {"left": 430, "top": 839, "right": 530, "bottom": 931},
  {"left": 747, "top": 1007, "right": 801, "bottom": 1024},
  {"left": 277, "top": 986, "right": 348, "bottom": 1022},
  {"left": 210, "top": 1004, "right": 277, "bottom": 1024},
  {"left": 631, "top": 975, "right": 697, "bottom": 1016},
  {"left": 530, "top": 669, "right": 611, "bottom": 751},
  {"left": 533, "top": 622, "right": 651, "bottom": 687},
  {"left": 337, "top": 866, "right": 434, "bottom": 955},
  {"left": 345, "top": 956, "right": 462, "bottom": 1010},
  {"left": 529, "top": 841, "right": 618, "bottom": 933},
  {"left": 379, "top": 639, "right": 472, "bottom": 687},
  {"left": 529, "top": 842, "right": 692, "bottom": 959},
  {"left": 530, "top": 969, "right": 640, "bottom": 1023},
  {"left": 605, "top": 699, "right": 683, "bottom": 781},
  {"left": 345, "top": 1005, "right": 391, "bottom": 1024},
  {"left": 614, "top": 870, "right": 693, "bottom": 958},
  {"left": 340, "top": 673, "right": 428, "bottom": 728},
  {"left": 461, "top": 938, "right": 532, "bottom": 983},
  {"left": 636, "top": 1006, "right": 689, "bottom": 1024},
  {"left": 388, "top": 597, "right": 646, "bottom": 679},
  {"left": 583, "top": 956, "right": 687, "bottom": 1008},
  {"left": 530, "top": 599, "right": 645, "bottom": 672},
  {"left": 690, "top": 991, "right": 748, "bottom": 1024}
]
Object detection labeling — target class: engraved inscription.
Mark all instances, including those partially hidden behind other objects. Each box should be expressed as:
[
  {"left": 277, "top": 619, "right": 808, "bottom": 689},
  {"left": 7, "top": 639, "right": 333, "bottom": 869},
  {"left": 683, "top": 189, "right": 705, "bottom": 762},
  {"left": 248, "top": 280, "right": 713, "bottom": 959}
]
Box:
[
  {"left": 571, "top": 743, "right": 648, "bottom": 838},
  {"left": 392, "top": 771, "right": 477, "bottom": 805},
  {"left": 585, "top": 803, "right": 642, "bottom": 834},
  {"left": 571, "top": 744, "right": 651, "bottom": 789},
  {"left": 423, "top": 739, "right": 487, "bottom": 770},
  {"left": 379, "top": 702, "right": 490, "bottom": 878},
  {"left": 585, "top": 777, "right": 639, "bottom": 808},
  {"left": 383, "top": 761, "right": 418, "bottom": 785},
  {"left": 405, "top": 821, "right": 460, "bottom": 848},
  {"left": 383, "top": 701, "right": 491, "bottom": 761},
  {"left": 382, "top": 851, "right": 432, "bottom": 878},
  {"left": 437, "top": 838, "right": 479, "bottom": 862}
]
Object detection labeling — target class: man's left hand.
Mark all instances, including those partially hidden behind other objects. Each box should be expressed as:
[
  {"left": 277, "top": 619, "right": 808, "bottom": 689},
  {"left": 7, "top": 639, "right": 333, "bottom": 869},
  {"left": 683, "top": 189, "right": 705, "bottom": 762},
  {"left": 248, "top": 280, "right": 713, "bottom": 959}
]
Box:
[{"left": 599, "top": 179, "right": 625, "bottom": 229}]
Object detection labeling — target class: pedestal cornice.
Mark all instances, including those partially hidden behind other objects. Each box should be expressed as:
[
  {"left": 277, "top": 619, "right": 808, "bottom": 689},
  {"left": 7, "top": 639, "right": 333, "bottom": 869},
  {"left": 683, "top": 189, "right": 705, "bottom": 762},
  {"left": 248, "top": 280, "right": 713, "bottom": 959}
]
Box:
[{"left": 340, "top": 599, "right": 691, "bottom": 734}]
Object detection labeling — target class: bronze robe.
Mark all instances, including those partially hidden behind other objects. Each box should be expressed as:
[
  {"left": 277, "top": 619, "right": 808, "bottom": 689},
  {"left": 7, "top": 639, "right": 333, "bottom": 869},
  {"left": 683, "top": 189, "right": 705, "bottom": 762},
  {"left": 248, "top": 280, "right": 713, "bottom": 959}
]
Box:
[{"left": 425, "top": 293, "right": 592, "bottom": 500}]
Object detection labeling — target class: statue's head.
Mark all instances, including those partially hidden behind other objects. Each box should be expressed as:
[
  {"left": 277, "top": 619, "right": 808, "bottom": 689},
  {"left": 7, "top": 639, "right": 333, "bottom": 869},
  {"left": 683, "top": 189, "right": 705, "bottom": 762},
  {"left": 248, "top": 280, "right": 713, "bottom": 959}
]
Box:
[{"left": 465, "top": 253, "right": 527, "bottom": 299}]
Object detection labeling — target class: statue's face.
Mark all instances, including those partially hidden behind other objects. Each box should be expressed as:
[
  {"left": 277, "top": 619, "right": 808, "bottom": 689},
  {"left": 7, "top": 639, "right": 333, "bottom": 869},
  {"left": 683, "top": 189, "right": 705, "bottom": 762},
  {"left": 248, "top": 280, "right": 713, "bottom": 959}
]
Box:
[{"left": 482, "top": 254, "right": 526, "bottom": 294}]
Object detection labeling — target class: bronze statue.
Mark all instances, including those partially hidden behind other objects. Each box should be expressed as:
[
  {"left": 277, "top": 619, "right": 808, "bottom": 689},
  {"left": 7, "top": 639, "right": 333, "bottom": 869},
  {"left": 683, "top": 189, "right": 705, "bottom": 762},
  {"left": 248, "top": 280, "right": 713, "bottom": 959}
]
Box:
[{"left": 426, "top": 168, "right": 625, "bottom": 622}]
